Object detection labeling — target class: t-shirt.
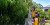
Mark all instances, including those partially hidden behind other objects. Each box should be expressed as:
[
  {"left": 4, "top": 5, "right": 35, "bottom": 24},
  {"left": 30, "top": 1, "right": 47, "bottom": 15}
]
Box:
[
  {"left": 34, "top": 18, "right": 38, "bottom": 25},
  {"left": 32, "top": 11, "right": 35, "bottom": 17}
]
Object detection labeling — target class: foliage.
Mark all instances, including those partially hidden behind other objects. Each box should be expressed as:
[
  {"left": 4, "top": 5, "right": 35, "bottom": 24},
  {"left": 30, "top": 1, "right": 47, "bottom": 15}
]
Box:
[
  {"left": 35, "top": 6, "right": 50, "bottom": 19},
  {"left": 0, "top": 0, "right": 33, "bottom": 25}
]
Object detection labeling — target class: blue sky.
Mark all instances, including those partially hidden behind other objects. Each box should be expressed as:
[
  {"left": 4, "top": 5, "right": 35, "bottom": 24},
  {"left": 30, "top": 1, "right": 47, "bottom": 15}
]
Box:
[{"left": 32, "top": 0, "right": 50, "bottom": 7}]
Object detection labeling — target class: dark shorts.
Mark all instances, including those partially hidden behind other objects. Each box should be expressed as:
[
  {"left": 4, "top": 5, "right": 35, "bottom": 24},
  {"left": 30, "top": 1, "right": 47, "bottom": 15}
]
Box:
[{"left": 33, "top": 17, "right": 35, "bottom": 22}]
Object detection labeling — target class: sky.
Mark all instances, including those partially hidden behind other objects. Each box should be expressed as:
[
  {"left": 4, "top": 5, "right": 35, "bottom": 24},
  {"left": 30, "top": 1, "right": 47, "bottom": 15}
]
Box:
[{"left": 32, "top": 0, "right": 50, "bottom": 7}]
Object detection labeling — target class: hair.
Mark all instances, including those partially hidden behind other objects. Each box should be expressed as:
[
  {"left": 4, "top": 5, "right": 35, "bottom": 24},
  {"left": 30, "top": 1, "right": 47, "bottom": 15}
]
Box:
[
  {"left": 32, "top": 7, "right": 35, "bottom": 11},
  {"left": 35, "top": 11, "right": 38, "bottom": 14}
]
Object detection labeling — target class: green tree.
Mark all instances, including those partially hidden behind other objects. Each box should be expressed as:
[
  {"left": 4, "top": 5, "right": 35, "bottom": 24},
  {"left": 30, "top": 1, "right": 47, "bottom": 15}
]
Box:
[{"left": 0, "top": 0, "right": 31, "bottom": 25}]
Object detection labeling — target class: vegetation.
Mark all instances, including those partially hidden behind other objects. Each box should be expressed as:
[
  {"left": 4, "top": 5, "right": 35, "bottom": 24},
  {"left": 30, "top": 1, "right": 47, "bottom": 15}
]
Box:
[
  {"left": 0, "top": 0, "right": 50, "bottom": 25},
  {"left": 0, "top": 0, "right": 33, "bottom": 25}
]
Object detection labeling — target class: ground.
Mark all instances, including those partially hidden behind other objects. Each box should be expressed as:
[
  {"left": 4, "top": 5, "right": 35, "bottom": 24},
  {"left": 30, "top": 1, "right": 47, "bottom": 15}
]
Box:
[{"left": 45, "top": 20, "right": 50, "bottom": 25}]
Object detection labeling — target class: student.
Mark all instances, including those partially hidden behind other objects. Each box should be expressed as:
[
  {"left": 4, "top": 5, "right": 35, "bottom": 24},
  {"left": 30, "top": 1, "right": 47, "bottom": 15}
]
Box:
[
  {"left": 34, "top": 11, "right": 39, "bottom": 25},
  {"left": 32, "top": 7, "right": 35, "bottom": 24}
]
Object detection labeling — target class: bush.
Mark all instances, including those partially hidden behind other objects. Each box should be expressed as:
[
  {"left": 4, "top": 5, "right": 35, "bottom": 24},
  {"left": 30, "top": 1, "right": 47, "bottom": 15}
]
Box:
[{"left": 0, "top": 0, "right": 30, "bottom": 25}]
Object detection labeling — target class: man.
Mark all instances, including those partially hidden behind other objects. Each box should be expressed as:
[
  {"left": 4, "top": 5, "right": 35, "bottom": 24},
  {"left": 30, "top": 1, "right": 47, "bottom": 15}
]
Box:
[
  {"left": 34, "top": 11, "right": 39, "bottom": 25},
  {"left": 32, "top": 7, "right": 35, "bottom": 24}
]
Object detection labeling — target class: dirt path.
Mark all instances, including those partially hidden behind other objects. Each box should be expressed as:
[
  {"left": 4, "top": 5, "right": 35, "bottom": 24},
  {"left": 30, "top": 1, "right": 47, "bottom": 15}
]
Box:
[
  {"left": 45, "top": 20, "right": 50, "bottom": 25},
  {"left": 45, "top": 23, "right": 50, "bottom": 25}
]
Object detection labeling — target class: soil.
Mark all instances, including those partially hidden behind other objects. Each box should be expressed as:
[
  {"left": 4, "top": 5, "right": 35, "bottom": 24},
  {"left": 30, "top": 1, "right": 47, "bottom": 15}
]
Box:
[{"left": 45, "top": 20, "right": 50, "bottom": 25}]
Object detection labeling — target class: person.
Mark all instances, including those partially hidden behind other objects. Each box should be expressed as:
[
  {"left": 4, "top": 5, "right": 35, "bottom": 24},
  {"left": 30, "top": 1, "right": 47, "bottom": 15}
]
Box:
[
  {"left": 34, "top": 11, "right": 39, "bottom": 25},
  {"left": 32, "top": 7, "right": 35, "bottom": 24}
]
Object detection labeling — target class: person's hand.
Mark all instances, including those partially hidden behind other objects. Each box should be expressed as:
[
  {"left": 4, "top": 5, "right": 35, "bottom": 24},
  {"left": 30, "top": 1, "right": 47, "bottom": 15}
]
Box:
[
  {"left": 32, "top": 18, "right": 33, "bottom": 20},
  {"left": 32, "top": 22, "right": 34, "bottom": 24}
]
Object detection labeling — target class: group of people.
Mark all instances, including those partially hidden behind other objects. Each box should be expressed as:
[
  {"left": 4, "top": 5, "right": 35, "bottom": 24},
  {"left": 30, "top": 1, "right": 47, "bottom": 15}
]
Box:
[{"left": 31, "top": 7, "right": 39, "bottom": 25}]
